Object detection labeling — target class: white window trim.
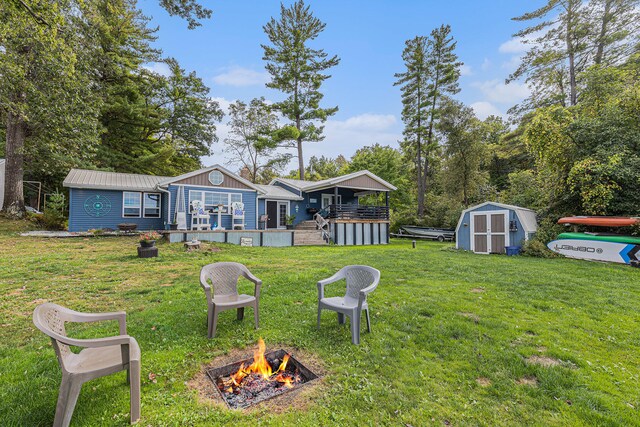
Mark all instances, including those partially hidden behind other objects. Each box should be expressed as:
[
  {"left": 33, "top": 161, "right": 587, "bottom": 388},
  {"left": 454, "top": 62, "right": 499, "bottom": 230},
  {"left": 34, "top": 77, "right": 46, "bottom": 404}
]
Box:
[
  {"left": 122, "top": 191, "right": 142, "bottom": 218},
  {"left": 470, "top": 210, "right": 510, "bottom": 254},
  {"left": 321, "top": 193, "right": 342, "bottom": 208},
  {"left": 188, "top": 190, "right": 243, "bottom": 215},
  {"left": 143, "top": 192, "right": 162, "bottom": 218}
]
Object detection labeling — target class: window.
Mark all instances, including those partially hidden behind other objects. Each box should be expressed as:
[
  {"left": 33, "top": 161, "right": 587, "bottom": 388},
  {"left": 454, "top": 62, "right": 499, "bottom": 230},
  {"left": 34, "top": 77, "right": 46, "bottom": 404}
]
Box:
[
  {"left": 143, "top": 193, "right": 161, "bottom": 218},
  {"left": 189, "top": 190, "right": 242, "bottom": 213},
  {"left": 123, "top": 192, "right": 141, "bottom": 217},
  {"left": 208, "top": 170, "right": 224, "bottom": 185}
]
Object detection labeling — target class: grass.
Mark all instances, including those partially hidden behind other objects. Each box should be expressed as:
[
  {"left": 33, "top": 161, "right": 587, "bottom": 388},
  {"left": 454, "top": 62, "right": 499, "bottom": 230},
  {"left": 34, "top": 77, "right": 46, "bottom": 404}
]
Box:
[{"left": 0, "top": 217, "right": 639, "bottom": 426}]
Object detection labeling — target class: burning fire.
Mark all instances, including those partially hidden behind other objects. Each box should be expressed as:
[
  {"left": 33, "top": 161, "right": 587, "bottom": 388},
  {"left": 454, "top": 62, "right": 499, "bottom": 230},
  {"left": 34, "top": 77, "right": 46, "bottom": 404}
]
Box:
[{"left": 221, "top": 339, "right": 299, "bottom": 393}]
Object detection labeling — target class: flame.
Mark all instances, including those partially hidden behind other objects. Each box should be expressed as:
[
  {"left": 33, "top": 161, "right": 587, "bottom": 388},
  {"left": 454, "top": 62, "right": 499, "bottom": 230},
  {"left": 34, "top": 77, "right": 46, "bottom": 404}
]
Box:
[{"left": 220, "top": 339, "right": 300, "bottom": 392}]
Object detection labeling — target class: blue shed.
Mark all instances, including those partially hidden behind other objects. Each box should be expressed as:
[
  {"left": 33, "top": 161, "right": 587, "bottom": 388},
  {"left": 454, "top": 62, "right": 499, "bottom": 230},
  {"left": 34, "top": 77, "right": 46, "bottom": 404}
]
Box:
[{"left": 455, "top": 202, "right": 537, "bottom": 254}]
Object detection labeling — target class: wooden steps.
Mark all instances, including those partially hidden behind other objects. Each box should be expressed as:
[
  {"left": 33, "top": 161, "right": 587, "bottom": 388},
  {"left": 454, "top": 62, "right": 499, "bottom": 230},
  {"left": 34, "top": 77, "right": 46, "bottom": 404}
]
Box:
[
  {"left": 295, "top": 220, "right": 318, "bottom": 230},
  {"left": 293, "top": 230, "right": 328, "bottom": 246}
]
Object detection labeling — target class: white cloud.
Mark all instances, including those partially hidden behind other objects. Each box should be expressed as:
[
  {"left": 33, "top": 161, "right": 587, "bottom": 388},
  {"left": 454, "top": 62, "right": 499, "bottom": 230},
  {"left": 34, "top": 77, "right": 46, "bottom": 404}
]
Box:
[
  {"left": 499, "top": 37, "right": 529, "bottom": 54},
  {"left": 143, "top": 62, "right": 171, "bottom": 77},
  {"left": 471, "top": 79, "right": 530, "bottom": 104},
  {"left": 460, "top": 64, "right": 473, "bottom": 76},
  {"left": 212, "top": 66, "right": 269, "bottom": 87},
  {"left": 210, "top": 96, "right": 233, "bottom": 114},
  {"left": 470, "top": 102, "right": 503, "bottom": 120},
  {"left": 327, "top": 113, "right": 397, "bottom": 132},
  {"left": 481, "top": 58, "right": 492, "bottom": 71}
]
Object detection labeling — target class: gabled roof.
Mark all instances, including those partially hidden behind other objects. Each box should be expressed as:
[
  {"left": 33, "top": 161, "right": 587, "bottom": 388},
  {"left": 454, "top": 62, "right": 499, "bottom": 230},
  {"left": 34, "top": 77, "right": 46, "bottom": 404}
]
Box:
[
  {"left": 271, "top": 170, "right": 397, "bottom": 192},
  {"left": 63, "top": 169, "right": 169, "bottom": 192},
  {"left": 255, "top": 184, "right": 303, "bottom": 200},
  {"left": 157, "top": 164, "right": 264, "bottom": 193},
  {"left": 455, "top": 201, "right": 538, "bottom": 234}
]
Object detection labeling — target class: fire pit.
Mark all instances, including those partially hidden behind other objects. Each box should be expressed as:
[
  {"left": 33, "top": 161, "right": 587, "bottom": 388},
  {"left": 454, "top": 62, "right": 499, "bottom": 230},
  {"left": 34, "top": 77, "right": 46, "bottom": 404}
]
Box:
[{"left": 206, "top": 339, "right": 318, "bottom": 409}]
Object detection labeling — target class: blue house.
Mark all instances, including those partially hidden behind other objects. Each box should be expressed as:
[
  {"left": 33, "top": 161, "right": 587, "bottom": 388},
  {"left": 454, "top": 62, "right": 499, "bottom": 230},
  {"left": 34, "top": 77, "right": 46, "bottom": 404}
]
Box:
[
  {"left": 455, "top": 202, "right": 537, "bottom": 254},
  {"left": 63, "top": 165, "right": 396, "bottom": 246}
]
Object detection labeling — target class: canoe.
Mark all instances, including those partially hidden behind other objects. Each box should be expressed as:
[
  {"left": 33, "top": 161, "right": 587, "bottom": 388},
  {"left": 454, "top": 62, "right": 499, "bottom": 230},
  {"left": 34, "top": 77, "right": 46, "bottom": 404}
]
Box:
[
  {"left": 557, "top": 216, "right": 639, "bottom": 227},
  {"left": 398, "top": 226, "right": 455, "bottom": 242},
  {"left": 557, "top": 232, "right": 640, "bottom": 245},
  {"left": 548, "top": 239, "right": 640, "bottom": 264}
]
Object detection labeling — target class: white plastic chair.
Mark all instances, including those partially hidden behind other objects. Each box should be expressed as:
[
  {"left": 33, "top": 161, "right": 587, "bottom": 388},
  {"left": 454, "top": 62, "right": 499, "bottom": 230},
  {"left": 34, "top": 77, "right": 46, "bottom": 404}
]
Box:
[
  {"left": 33, "top": 303, "right": 140, "bottom": 427},
  {"left": 190, "top": 200, "right": 211, "bottom": 230},
  {"left": 200, "top": 262, "right": 262, "bottom": 338},
  {"left": 317, "top": 265, "right": 380, "bottom": 345}
]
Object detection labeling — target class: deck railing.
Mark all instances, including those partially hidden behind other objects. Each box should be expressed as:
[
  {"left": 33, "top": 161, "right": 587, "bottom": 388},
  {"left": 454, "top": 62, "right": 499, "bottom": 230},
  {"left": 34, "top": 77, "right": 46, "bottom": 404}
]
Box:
[{"left": 323, "top": 204, "right": 390, "bottom": 221}]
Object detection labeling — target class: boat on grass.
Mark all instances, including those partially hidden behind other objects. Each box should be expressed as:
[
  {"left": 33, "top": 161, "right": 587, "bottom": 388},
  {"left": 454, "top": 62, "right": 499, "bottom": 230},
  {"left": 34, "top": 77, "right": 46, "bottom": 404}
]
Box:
[
  {"left": 393, "top": 226, "right": 455, "bottom": 242},
  {"left": 557, "top": 232, "right": 640, "bottom": 245}
]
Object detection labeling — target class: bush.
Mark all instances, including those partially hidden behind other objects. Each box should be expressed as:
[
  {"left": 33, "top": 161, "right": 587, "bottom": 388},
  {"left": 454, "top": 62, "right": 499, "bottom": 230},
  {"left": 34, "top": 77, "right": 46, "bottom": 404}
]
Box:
[
  {"left": 41, "top": 191, "right": 67, "bottom": 230},
  {"left": 521, "top": 239, "right": 557, "bottom": 258}
]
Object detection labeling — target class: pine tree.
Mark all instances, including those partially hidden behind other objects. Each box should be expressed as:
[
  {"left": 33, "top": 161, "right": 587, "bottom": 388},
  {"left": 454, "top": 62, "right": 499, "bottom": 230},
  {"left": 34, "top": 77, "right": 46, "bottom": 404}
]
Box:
[
  {"left": 394, "top": 25, "right": 461, "bottom": 217},
  {"left": 262, "top": 0, "right": 340, "bottom": 180}
]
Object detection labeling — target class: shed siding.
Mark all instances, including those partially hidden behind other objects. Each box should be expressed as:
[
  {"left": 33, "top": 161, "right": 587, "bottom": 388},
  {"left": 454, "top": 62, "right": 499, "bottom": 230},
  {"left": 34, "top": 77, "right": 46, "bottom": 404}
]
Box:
[
  {"left": 173, "top": 170, "right": 252, "bottom": 190},
  {"left": 168, "top": 185, "right": 257, "bottom": 230},
  {"left": 456, "top": 203, "right": 527, "bottom": 251},
  {"left": 68, "top": 188, "right": 165, "bottom": 232}
]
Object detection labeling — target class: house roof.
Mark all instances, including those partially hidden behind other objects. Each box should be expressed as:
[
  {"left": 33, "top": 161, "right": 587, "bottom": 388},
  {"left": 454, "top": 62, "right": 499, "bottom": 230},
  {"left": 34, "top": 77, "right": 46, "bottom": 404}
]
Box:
[
  {"left": 157, "top": 164, "right": 264, "bottom": 193},
  {"left": 455, "top": 202, "right": 538, "bottom": 234},
  {"left": 255, "top": 184, "right": 303, "bottom": 200},
  {"left": 63, "top": 169, "right": 170, "bottom": 192},
  {"left": 271, "top": 170, "right": 397, "bottom": 192}
]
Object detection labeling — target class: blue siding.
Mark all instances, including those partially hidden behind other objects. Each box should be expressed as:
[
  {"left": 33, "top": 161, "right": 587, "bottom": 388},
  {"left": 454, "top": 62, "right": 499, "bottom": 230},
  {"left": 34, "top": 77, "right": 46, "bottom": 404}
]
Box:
[
  {"left": 68, "top": 188, "right": 165, "bottom": 232},
  {"left": 168, "top": 185, "right": 257, "bottom": 230},
  {"left": 258, "top": 188, "right": 358, "bottom": 225},
  {"left": 456, "top": 203, "right": 527, "bottom": 251}
]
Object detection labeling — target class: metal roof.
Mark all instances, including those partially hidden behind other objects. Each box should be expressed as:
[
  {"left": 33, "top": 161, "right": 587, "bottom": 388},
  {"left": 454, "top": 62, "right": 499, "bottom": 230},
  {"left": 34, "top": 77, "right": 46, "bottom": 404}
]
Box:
[
  {"left": 63, "top": 169, "right": 170, "bottom": 192},
  {"left": 455, "top": 202, "right": 538, "bottom": 235},
  {"left": 272, "top": 170, "right": 397, "bottom": 192},
  {"left": 255, "top": 184, "right": 303, "bottom": 200}
]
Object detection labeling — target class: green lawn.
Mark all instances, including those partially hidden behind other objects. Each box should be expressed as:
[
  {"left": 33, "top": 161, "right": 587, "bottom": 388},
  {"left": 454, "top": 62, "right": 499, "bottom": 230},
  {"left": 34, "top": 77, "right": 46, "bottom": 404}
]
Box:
[{"left": 1, "top": 218, "right": 639, "bottom": 426}]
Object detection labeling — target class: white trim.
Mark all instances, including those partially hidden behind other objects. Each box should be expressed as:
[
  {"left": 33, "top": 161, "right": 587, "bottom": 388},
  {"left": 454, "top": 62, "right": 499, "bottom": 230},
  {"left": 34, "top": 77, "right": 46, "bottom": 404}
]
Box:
[
  {"left": 122, "top": 191, "right": 142, "bottom": 218},
  {"left": 456, "top": 201, "right": 536, "bottom": 235},
  {"left": 470, "top": 210, "right": 510, "bottom": 254},
  {"left": 321, "top": 193, "right": 342, "bottom": 208},
  {"left": 158, "top": 164, "right": 265, "bottom": 193},
  {"left": 269, "top": 170, "right": 397, "bottom": 192},
  {"left": 142, "top": 192, "right": 162, "bottom": 218},
  {"left": 277, "top": 201, "right": 289, "bottom": 229},
  {"left": 264, "top": 199, "right": 289, "bottom": 229},
  {"left": 66, "top": 184, "right": 159, "bottom": 192},
  {"left": 169, "top": 183, "right": 257, "bottom": 193},
  {"left": 188, "top": 190, "right": 242, "bottom": 215}
]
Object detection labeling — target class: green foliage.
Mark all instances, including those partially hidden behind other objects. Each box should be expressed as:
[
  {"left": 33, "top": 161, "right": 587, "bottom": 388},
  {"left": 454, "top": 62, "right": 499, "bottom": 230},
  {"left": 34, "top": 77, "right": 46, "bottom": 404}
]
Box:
[
  {"left": 224, "top": 98, "right": 291, "bottom": 183},
  {"left": 394, "top": 26, "right": 462, "bottom": 217},
  {"left": 262, "top": 0, "right": 340, "bottom": 179},
  {"left": 567, "top": 155, "right": 621, "bottom": 215},
  {"left": 499, "top": 170, "right": 545, "bottom": 211},
  {"left": 40, "top": 190, "right": 66, "bottom": 230},
  {"left": 521, "top": 239, "right": 557, "bottom": 258}
]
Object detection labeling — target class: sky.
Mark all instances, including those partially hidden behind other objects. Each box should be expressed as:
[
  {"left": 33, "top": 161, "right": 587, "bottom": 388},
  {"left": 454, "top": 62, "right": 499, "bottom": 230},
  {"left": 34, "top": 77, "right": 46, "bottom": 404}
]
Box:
[{"left": 138, "top": 0, "right": 544, "bottom": 171}]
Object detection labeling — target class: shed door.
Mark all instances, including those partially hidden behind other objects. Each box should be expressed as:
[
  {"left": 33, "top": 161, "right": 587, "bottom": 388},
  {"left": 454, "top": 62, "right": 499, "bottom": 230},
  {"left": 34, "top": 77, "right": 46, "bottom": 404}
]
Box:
[{"left": 471, "top": 210, "right": 509, "bottom": 254}]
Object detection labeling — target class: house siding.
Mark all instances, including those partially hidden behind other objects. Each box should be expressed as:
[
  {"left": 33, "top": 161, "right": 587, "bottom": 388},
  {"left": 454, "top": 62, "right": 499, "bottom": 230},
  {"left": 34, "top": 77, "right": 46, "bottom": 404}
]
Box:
[
  {"left": 173, "top": 170, "right": 252, "bottom": 189},
  {"left": 68, "top": 188, "right": 165, "bottom": 232},
  {"left": 168, "top": 185, "right": 257, "bottom": 230},
  {"left": 456, "top": 203, "right": 527, "bottom": 251},
  {"left": 258, "top": 187, "right": 358, "bottom": 225}
]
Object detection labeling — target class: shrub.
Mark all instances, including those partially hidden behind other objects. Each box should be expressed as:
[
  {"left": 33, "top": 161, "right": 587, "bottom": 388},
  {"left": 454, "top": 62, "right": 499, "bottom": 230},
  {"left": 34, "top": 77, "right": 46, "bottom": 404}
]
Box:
[
  {"left": 41, "top": 191, "right": 67, "bottom": 230},
  {"left": 521, "top": 239, "right": 557, "bottom": 258}
]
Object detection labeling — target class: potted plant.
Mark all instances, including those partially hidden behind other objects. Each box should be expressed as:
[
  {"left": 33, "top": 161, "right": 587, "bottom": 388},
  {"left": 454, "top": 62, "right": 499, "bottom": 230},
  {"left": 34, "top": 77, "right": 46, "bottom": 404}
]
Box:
[
  {"left": 169, "top": 219, "right": 178, "bottom": 230},
  {"left": 285, "top": 214, "right": 296, "bottom": 230},
  {"left": 139, "top": 231, "right": 161, "bottom": 247}
]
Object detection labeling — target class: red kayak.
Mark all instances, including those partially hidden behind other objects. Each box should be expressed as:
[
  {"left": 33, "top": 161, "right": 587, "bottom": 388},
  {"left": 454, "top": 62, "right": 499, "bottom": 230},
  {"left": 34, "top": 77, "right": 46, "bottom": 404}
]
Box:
[{"left": 558, "top": 216, "right": 639, "bottom": 227}]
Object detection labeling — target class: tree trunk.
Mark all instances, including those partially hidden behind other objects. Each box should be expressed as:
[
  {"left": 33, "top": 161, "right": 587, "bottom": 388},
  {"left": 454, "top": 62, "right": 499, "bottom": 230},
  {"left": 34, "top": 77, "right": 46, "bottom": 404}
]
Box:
[
  {"left": 594, "top": 0, "right": 613, "bottom": 65},
  {"left": 3, "top": 111, "right": 27, "bottom": 218},
  {"left": 566, "top": 2, "right": 578, "bottom": 106},
  {"left": 295, "top": 112, "right": 305, "bottom": 180}
]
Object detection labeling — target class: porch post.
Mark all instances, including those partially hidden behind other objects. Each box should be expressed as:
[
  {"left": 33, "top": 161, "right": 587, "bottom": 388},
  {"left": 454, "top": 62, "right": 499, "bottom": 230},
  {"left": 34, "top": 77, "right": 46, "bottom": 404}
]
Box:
[
  {"left": 334, "top": 186, "right": 338, "bottom": 204},
  {"left": 385, "top": 192, "right": 389, "bottom": 208}
]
